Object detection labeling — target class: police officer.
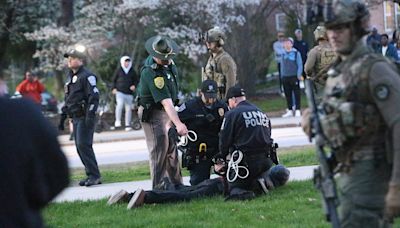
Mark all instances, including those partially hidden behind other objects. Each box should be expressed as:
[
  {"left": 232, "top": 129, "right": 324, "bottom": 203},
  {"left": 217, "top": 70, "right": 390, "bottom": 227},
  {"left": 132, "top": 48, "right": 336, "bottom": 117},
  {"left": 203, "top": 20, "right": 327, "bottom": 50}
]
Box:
[
  {"left": 203, "top": 27, "right": 237, "bottom": 99},
  {"left": 217, "top": 85, "right": 276, "bottom": 200},
  {"left": 304, "top": 25, "right": 336, "bottom": 88},
  {"left": 302, "top": 0, "right": 400, "bottom": 226},
  {"left": 177, "top": 79, "right": 228, "bottom": 185},
  {"left": 59, "top": 48, "right": 101, "bottom": 186},
  {"left": 137, "top": 35, "right": 188, "bottom": 190}
]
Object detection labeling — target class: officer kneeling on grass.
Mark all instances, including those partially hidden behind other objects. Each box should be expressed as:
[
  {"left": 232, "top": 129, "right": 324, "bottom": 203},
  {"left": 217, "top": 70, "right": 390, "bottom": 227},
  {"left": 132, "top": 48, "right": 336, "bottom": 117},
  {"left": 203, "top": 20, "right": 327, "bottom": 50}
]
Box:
[
  {"left": 177, "top": 79, "right": 228, "bottom": 185},
  {"left": 215, "top": 85, "right": 285, "bottom": 200}
]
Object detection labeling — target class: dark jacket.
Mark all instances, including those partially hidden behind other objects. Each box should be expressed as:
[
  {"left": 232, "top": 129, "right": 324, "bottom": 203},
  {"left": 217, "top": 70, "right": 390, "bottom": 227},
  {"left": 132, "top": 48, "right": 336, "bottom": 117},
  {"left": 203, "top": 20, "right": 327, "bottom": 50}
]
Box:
[
  {"left": 293, "top": 39, "right": 309, "bottom": 64},
  {"left": 63, "top": 66, "right": 100, "bottom": 117},
  {"left": 178, "top": 97, "right": 228, "bottom": 155},
  {"left": 0, "top": 98, "right": 69, "bottom": 227},
  {"left": 378, "top": 44, "right": 400, "bottom": 62},
  {"left": 219, "top": 100, "right": 272, "bottom": 157},
  {"left": 112, "top": 67, "right": 138, "bottom": 94}
]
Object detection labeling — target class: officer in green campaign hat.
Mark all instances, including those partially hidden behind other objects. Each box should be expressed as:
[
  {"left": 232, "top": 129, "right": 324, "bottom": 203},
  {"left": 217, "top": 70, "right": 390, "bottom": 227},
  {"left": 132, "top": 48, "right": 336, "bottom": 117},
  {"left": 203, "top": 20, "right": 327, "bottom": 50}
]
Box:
[{"left": 138, "top": 35, "right": 188, "bottom": 190}]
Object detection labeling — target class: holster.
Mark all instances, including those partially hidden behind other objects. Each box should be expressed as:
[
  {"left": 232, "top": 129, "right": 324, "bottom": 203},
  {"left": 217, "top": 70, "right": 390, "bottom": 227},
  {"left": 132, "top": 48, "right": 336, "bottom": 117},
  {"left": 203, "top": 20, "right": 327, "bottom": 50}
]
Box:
[
  {"left": 270, "top": 143, "right": 279, "bottom": 165},
  {"left": 67, "top": 102, "right": 86, "bottom": 118},
  {"left": 141, "top": 104, "right": 154, "bottom": 123}
]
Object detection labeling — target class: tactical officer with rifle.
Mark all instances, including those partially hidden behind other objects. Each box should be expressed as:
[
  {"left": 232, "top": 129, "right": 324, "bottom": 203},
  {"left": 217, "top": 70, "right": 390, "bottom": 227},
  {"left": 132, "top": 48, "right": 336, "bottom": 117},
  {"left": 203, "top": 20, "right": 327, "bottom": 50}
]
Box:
[
  {"left": 137, "top": 35, "right": 188, "bottom": 190},
  {"left": 177, "top": 79, "right": 228, "bottom": 185},
  {"left": 202, "top": 27, "right": 237, "bottom": 99},
  {"left": 59, "top": 47, "right": 101, "bottom": 186},
  {"left": 302, "top": 0, "right": 400, "bottom": 227}
]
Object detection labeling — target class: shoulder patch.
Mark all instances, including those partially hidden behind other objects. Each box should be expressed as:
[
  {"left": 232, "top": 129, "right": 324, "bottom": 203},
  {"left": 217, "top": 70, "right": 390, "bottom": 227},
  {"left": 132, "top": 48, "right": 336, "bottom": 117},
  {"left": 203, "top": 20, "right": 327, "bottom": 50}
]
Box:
[
  {"left": 154, "top": 76, "right": 164, "bottom": 89},
  {"left": 177, "top": 103, "right": 186, "bottom": 112},
  {"left": 87, "top": 76, "right": 97, "bottom": 86},
  {"left": 374, "top": 84, "right": 390, "bottom": 101}
]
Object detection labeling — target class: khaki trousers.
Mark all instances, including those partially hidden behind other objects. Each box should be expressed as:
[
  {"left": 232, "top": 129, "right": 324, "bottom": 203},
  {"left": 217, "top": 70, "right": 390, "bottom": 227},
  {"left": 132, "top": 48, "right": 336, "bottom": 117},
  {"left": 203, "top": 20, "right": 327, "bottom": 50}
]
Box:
[{"left": 138, "top": 106, "right": 182, "bottom": 189}]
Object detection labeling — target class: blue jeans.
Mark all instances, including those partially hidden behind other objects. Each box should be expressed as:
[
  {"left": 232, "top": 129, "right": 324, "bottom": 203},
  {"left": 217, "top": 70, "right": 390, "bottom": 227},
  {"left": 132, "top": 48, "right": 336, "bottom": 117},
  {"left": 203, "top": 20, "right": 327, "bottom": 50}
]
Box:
[{"left": 73, "top": 117, "right": 101, "bottom": 179}]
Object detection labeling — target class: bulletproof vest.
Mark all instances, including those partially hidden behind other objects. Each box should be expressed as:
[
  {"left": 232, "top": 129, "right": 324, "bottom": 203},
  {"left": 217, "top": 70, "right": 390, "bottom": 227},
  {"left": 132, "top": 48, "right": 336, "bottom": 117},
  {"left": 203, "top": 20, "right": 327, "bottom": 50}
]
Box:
[
  {"left": 314, "top": 45, "right": 336, "bottom": 84},
  {"left": 320, "top": 51, "right": 387, "bottom": 164},
  {"left": 204, "top": 51, "right": 229, "bottom": 98}
]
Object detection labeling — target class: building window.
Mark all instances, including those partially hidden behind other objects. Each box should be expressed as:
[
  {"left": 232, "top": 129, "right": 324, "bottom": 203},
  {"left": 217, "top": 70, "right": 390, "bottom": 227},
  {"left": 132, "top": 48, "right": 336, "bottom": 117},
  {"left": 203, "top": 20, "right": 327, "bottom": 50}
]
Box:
[
  {"left": 384, "top": 1, "right": 395, "bottom": 32},
  {"left": 275, "top": 13, "right": 287, "bottom": 31},
  {"left": 395, "top": 4, "right": 400, "bottom": 29}
]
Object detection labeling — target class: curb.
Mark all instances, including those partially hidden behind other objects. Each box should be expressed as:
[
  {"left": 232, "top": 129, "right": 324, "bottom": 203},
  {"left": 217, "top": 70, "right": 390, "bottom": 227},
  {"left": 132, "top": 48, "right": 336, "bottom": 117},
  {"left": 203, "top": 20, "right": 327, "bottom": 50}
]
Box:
[{"left": 59, "top": 122, "right": 301, "bottom": 147}]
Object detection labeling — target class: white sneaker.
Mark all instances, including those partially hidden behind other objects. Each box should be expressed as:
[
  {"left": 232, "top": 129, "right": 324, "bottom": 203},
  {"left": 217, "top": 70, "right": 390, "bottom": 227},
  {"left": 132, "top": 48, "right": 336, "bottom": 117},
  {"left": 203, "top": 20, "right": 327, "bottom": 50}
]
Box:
[
  {"left": 295, "top": 110, "right": 301, "bottom": 117},
  {"left": 125, "top": 127, "right": 132, "bottom": 131},
  {"left": 281, "top": 109, "right": 293, "bottom": 118},
  {"left": 114, "top": 120, "right": 121, "bottom": 128}
]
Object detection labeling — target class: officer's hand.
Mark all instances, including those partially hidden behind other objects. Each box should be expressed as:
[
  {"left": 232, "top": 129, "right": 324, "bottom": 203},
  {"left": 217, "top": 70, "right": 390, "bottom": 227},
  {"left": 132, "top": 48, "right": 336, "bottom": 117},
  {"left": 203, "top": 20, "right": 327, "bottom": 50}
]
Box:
[
  {"left": 112, "top": 88, "right": 117, "bottom": 95},
  {"left": 58, "top": 113, "right": 67, "bottom": 131},
  {"left": 384, "top": 183, "right": 400, "bottom": 221},
  {"left": 85, "top": 114, "right": 96, "bottom": 128},
  {"left": 301, "top": 108, "right": 312, "bottom": 137},
  {"left": 176, "top": 122, "right": 188, "bottom": 136}
]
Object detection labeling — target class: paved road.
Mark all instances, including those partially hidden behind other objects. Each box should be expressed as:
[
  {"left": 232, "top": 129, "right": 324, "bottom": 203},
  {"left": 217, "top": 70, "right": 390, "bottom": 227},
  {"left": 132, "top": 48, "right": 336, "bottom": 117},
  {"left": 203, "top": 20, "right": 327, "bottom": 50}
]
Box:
[{"left": 63, "top": 126, "right": 310, "bottom": 168}]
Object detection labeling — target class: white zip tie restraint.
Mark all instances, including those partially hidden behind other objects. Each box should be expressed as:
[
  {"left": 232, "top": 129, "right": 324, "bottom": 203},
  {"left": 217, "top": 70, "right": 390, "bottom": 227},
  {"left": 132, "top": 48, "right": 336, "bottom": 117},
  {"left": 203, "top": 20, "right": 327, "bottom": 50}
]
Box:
[
  {"left": 178, "top": 130, "right": 197, "bottom": 146},
  {"left": 226, "top": 150, "right": 249, "bottom": 182}
]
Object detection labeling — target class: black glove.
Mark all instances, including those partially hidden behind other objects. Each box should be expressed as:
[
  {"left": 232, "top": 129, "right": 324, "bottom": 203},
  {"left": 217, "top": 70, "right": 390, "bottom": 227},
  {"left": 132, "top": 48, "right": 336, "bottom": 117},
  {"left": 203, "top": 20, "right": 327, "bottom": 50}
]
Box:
[
  {"left": 85, "top": 113, "right": 96, "bottom": 128},
  {"left": 58, "top": 113, "right": 67, "bottom": 131}
]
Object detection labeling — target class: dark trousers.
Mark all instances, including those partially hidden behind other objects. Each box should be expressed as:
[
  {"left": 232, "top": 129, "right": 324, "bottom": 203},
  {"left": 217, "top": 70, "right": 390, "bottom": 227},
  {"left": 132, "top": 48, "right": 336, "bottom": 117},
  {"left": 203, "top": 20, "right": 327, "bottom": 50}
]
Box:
[
  {"left": 228, "top": 154, "right": 273, "bottom": 195},
  {"left": 277, "top": 63, "right": 283, "bottom": 93},
  {"left": 73, "top": 117, "right": 101, "bottom": 179},
  {"left": 144, "top": 177, "right": 225, "bottom": 204},
  {"left": 282, "top": 76, "right": 301, "bottom": 110},
  {"left": 189, "top": 159, "right": 213, "bottom": 186}
]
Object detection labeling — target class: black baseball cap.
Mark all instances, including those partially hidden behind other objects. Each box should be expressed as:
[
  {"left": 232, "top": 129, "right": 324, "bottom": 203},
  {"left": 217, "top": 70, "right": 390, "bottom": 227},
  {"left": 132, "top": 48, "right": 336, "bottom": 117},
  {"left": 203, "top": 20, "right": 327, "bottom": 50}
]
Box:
[
  {"left": 64, "top": 49, "right": 86, "bottom": 59},
  {"left": 201, "top": 80, "right": 218, "bottom": 99},
  {"left": 226, "top": 85, "right": 246, "bottom": 99}
]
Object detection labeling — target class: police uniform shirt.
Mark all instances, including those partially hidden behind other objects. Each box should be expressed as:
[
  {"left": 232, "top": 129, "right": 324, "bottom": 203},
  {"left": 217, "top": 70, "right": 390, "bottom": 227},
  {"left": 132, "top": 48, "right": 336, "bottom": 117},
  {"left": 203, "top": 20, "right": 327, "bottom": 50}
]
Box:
[
  {"left": 177, "top": 97, "right": 227, "bottom": 152},
  {"left": 219, "top": 100, "right": 271, "bottom": 157},
  {"left": 64, "top": 66, "right": 99, "bottom": 116},
  {"left": 138, "top": 56, "right": 179, "bottom": 106}
]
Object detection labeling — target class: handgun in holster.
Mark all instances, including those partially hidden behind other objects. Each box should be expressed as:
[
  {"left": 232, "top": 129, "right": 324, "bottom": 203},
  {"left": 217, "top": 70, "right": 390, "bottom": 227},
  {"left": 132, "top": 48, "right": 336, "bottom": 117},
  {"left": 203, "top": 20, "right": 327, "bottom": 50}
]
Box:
[
  {"left": 270, "top": 142, "right": 279, "bottom": 165},
  {"left": 141, "top": 103, "right": 154, "bottom": 123}
]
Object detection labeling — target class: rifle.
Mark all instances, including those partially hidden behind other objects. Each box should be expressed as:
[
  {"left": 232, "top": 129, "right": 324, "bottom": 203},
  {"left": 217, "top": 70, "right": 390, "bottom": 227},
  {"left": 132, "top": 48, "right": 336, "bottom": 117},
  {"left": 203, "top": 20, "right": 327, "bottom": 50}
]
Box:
[{"left": 304, "top": 79, "right": 340, "bottom": 228}]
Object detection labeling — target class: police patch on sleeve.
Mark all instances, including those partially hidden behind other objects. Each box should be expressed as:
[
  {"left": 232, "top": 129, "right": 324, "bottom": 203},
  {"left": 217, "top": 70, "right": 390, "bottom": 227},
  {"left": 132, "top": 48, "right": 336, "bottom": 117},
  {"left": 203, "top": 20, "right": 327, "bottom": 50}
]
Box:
[
  {"left": 374, "top": 84, "right": 390, "bottom": 101},
  {"left": 154, "top": 76, "right": 164, "bottom": 89},
  {"left": 87, "top": 76, "right": 97, "bottom": 86}
]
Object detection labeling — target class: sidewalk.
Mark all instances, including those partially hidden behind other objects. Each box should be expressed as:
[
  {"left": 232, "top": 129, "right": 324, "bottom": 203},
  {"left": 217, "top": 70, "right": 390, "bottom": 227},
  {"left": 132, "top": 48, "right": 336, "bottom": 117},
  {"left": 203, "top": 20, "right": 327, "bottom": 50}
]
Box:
[
  {"left": 58, "top": 116, "right": 301, "bottom": 146},
  {"left": 54, "top": 165, "right": 316, "bottom": 203}
]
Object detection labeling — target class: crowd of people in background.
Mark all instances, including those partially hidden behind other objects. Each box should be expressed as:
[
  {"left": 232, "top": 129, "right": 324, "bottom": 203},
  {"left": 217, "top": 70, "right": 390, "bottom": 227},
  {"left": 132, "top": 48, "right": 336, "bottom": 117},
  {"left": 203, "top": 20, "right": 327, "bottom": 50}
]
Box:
[{"left": 273, "top": 26, "right": 400, "bottom": 118}]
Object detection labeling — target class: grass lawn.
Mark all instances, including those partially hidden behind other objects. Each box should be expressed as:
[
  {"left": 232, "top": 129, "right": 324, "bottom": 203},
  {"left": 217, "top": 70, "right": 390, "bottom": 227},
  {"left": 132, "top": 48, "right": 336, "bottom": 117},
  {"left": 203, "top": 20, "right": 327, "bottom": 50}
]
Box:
[
  {"left": 45, "top": 180, "right": 332, "bottom": 227},
  {"left": 69, "top": 146, "right": 317, "bottom": 185},
  {"left": 249, "top": 94, "right": 308, "bottom": 113}
]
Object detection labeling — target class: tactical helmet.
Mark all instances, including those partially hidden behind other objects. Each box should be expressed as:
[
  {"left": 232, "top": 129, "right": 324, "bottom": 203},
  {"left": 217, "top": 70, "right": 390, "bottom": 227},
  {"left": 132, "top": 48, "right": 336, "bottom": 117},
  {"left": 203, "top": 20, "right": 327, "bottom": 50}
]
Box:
[
  {"left": 314, "top": 25, "right": 327, "bottom": 41},
  {"left": 325, "top": 0, "right": 369, "bottom": 30},
  {"left": 205, "top": 27, "right": 226, "bottom": 46}
]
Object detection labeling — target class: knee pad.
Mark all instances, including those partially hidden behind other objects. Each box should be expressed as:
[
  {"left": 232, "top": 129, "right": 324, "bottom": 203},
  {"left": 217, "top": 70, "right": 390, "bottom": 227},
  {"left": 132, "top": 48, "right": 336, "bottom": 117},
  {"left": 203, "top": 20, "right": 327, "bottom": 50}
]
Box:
[{"left": 268, "top": 165, "right": 290, "bottom": 187}]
